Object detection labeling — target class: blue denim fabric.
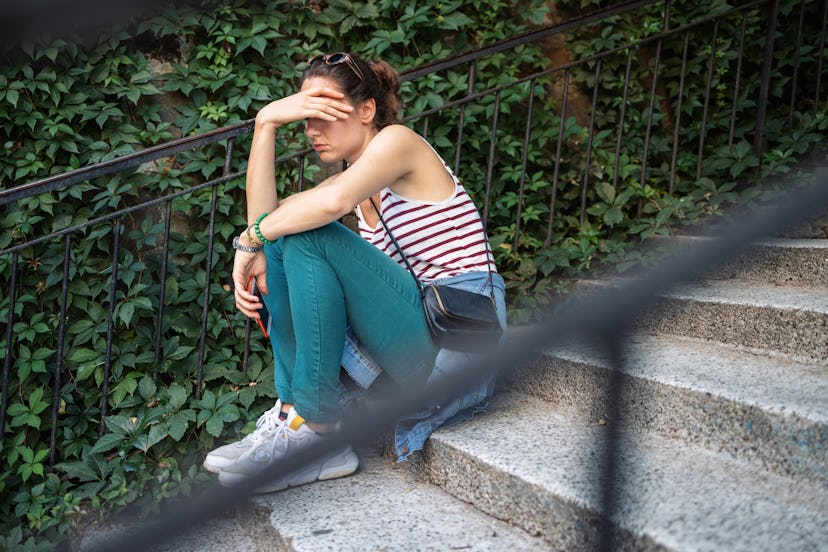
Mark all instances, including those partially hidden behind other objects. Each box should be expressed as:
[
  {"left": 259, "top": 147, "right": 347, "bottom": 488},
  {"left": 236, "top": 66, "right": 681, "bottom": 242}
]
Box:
[
  {"left": 339, "top": 270, "right": 507, "bottom": 462},
  {"left": 341, "top": 327, "right": 383, "bottom": 390}
]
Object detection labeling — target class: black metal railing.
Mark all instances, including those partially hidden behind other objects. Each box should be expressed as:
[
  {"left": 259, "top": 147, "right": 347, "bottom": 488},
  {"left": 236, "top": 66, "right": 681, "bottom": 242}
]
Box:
[{"left": 1, "top": 0, "right": 827, "bottom": 547}]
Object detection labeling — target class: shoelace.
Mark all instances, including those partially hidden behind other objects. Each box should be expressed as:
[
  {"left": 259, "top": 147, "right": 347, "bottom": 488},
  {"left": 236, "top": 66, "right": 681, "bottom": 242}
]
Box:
[
  {"left": 266, "top": 420, "right": 313, "bottom": 456},
  {"left": 244, "top": 405, "right": 284, "bottom": 444}
]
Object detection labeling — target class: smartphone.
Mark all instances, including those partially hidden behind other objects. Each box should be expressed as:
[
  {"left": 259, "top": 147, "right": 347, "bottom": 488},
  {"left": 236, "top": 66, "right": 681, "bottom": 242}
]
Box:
[{"left": 247, "top": 276, "right": 272, "bottom": 338}]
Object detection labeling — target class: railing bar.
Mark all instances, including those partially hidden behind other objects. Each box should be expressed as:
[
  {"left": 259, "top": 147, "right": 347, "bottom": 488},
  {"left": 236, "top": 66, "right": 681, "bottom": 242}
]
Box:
[
  {"left": 788, "top": 0, "right": 806, "bottom": 124},
  {"left": 545, "top": 70, "right": 570, "bottom": 248},
  {"left": 0, "top": 170, "right": 246, "bottom": 257},
  {"left": 815, "top": 0, "right": 828, "bottom": 112},
  {"left": 153, "top": 200, "right": 173, "bottom": 382},
  {"left": 581, "top": 60, "right": 602, "bottom": 223},
  {"left": 100, "top": 218, "right": 121, "bottom": 435},
  {"left": 729, "top": 14, "right": 748, "bottom": 147},
  {"left": 640, "top": 38, "right": 662, "bottom": 187},
  {"left": 696, "top": 20, "right": 719, "bottom": 180},
  {"left": 421, "top": 116, "right": 430, "bottom": 140},
  {"left": 0, "top": 251, "right": 19, "bottom": 444},
  {"left": 613, "top": 49, "right": 634, "bottom": 189},
  {"left": 400, "top": 0, "right": 668, "bottom": 81},
  {"left": 513, "top": 79, "right": 537, "bottom": 252},
  {"left": 49, "top": 234, "right": 71, "bottom": 466},
  {"left": 0, "top": 121, "right": 254, "bottom": 206},
  {"left": 670, "top": 32, "right": 691, "bottom": 195},
  {"left": 454, "top": 63, "right": 475, "bottom": 175},
  {"left": 196, "top": 184, "right": 220, "bottom": 399},
  {"left": 754, "top": 0, "right": 780, "bottom": 158},
  {"left": 483, "top": 91, "right": 502, "bottom": 225}
]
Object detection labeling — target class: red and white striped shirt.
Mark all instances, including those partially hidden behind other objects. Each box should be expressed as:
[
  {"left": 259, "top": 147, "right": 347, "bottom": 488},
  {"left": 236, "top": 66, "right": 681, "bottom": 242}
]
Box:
[{"left": 355, "top": 160, "right": 497, "bottom": 283}]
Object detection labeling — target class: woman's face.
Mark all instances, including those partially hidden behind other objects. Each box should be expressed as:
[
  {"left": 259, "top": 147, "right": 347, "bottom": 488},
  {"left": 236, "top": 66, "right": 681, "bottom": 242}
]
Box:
[{"left": 302, "top": 76, "right": 373, "bottom": 164}]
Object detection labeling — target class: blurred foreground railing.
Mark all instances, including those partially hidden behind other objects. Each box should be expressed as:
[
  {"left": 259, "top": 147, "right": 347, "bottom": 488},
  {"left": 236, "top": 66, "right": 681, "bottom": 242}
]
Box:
[{"left": 87, "top": 170, "right": 828, "bottom": 551}]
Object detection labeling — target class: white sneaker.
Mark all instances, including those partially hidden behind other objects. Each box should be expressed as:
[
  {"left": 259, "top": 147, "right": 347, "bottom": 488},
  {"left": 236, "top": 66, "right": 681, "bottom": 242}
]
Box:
[
  {"left": 203, "top": 400, "right": 284, "bottom": 473},
  {"left": 217, "top": 407, "right": 359, "bottom": 493}
]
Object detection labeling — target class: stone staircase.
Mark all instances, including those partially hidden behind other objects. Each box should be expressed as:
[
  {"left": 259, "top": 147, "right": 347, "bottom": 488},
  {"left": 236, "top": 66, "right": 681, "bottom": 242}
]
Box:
[{"left": 81, "top": 235, "right": 828, "bottom": 551}]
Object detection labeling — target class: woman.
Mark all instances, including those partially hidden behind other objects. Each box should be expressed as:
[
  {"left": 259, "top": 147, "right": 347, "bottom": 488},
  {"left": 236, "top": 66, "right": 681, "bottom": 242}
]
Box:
[{"left": 203, "top": 52, "right": 506, "bottom": 492}]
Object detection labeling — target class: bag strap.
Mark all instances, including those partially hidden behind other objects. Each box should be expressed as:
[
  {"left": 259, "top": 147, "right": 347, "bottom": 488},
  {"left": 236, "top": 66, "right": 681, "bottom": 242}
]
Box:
[
  {"left": 369, "top": 197, "right": 423, "bottom": 292},
  {"left": 368, "top": 196, "right": 494, "bottom": 298}
]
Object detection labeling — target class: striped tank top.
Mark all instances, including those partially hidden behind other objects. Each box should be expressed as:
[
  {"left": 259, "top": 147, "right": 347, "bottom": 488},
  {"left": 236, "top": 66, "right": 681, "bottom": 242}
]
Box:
[{"left": 355, "top": 149, "right": 497, "bottom": 283}]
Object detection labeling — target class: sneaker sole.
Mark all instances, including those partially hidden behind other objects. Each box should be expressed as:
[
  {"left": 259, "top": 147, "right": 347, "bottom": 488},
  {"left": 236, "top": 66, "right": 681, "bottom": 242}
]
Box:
[{"left": 217, "top": 449, "right": 360, "bottom": 493}]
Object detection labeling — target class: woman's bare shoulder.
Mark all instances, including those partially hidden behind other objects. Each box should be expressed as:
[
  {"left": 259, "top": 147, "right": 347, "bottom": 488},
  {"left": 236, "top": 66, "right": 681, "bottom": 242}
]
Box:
[{"left": 373, "top": 124, "right": 426, "bottom": 147}]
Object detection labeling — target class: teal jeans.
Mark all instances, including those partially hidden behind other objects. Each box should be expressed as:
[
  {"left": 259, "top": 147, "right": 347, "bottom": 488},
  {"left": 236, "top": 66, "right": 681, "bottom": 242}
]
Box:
[{"left": 262, "top": 222, "right": 440, "bottom": 424}]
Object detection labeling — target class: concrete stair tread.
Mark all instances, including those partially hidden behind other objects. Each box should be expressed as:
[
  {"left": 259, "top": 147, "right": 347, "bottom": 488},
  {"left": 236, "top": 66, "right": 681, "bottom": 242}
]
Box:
[
  {"left": 674, "top": 235, "right": 828, "bottom": 249},
  {"left": 546, "top": 334, "right": 828, "bottom": 423},
  {"left": 752, "top": 237, "right": 828, "bottom": 249},
  {"left": 663, "top": 279, "right": 828, "bottom": 312},
  {"left": 427, "top": 393, "right": 828, "bottom": 551},
  {"left": 250, "top": 450, "right": 547, "bottom": 551},
  {"left": 78, "top": 509, "right": 258, "bottom": 551}
]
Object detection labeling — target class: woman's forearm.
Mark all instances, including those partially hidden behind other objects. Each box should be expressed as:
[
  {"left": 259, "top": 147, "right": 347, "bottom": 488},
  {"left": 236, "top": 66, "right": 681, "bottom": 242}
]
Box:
[{"left": 245, "top": 120, "right": 280, "bottom": 225}]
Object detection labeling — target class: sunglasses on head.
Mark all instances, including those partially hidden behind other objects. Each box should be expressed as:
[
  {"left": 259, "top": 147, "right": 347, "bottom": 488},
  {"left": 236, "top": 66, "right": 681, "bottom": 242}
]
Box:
[{"left": 307, "top": 52, "right": 365, "bottom": 82}]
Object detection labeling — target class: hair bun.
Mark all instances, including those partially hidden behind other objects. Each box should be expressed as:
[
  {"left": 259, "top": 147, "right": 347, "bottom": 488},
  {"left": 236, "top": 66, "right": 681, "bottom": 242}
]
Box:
[{"left": 369, "top": 59, "right": 401, "bottom": 125}]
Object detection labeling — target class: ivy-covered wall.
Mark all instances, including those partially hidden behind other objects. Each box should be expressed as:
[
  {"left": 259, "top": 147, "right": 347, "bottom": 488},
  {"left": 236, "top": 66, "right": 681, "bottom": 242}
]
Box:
[{"left": 1, "top": 1, "right": 826, "bottom": 549}]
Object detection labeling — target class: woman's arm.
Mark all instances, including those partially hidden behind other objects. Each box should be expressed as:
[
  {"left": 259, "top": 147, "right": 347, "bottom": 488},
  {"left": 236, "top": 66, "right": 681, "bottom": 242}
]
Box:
[
  {"left": 234, "top": 86, "right": 354, "bottom": 312},
  {"left": 255, "top": 125, "right": 453, "bottom": 241},
  {"left": 244, "top": 85, "right": 355, "bottom": 225}
]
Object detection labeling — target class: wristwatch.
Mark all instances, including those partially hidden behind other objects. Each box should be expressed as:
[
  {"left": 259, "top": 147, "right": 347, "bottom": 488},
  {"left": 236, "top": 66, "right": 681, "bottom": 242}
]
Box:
[{"left": 232, "top": 235, "right": 263, "bottom": 253}]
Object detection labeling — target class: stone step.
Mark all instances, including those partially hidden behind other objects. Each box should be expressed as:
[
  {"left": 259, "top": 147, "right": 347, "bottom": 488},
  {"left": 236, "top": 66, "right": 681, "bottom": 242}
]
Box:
[
  {"left": 247, "top": 449, "right": 547, "bottom": 551},
  {"left": 77, "top": 505, "right": 262, "bottom": 552},
  {"left": 414, "top": 393, "right": 828, "bottom": 551},
  {"left": 79, "top": 451, "right": 546, "bottom": 551},
  {"left": 673, "top": 236, "right": 828, "bottom": 287},
  {"left": 638, "top": 279, "right": 828, "bottom": 363},
  {"left": 507, "top": 334, "right": 828, "bottom": 485}
]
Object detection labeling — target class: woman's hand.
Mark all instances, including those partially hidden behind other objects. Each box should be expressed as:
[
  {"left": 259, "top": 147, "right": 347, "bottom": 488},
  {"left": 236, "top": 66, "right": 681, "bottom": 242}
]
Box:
[
  {"left": 255, "top": 86, "right": 354, "bottom": 128},
  {"left": 232, "top": 249, "right": 268, "bottom": 319}
]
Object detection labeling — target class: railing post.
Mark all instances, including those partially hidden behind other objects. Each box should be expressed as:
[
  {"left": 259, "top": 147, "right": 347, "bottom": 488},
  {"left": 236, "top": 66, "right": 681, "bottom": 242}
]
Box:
[
  {"left": 1, "top": 251, "right": 18, "bottom": 446},
  {"left": 454, "top": 62, "right": 476, "bottom": 174},
  {"left": 754, "top": 0, "right": 780, "bottom": 159},
  {"left": 49, "top": 234, "right": 72, "bottom": 466},
  {"left": 545, "top": 69, "right": 570, "bottom": 248},
  {"left": 483, "top": 91, "right": 502, "bottom": 226},
  {"left": 814, "top": 0, "right": 827, "bottom": 114},
  {"left": 581, "top": 60, "right": 602, "bottom": 223},
  {"left": 100, "top": 218, "right": 122, "bottom": 435},
  {"left": 153, "top": 201, "right": 173, "bottom": 384},
  {"left": 514, "top": 78, "right": 536, "bottom": 252}
]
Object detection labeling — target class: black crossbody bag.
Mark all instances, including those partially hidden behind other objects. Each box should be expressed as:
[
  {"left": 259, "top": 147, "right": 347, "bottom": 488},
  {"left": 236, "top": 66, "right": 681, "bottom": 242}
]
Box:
[{"left": 369, "top": 198, "right": 502, "bottom": 351}]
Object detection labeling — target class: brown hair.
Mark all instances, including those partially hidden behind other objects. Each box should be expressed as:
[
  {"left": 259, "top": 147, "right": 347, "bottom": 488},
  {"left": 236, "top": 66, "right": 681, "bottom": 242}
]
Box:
[{"left": 302, "top": 53, "right": 401, "bottom": 130}]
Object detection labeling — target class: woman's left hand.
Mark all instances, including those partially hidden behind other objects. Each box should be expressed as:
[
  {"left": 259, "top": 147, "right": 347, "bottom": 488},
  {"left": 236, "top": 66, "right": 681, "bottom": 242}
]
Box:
[{"left": 232, "top": 249, "right": 268, "bottom": 318}]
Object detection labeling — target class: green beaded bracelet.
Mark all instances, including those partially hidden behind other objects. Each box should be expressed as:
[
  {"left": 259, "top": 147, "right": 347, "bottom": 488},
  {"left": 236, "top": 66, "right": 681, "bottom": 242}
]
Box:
[{"left": 253, "top": 212, "right": 275, "bottom": 245}]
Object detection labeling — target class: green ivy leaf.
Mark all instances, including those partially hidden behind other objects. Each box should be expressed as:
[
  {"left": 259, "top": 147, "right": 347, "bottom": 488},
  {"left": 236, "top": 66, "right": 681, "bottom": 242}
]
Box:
[
  {"left": 139, "top": 376, "right": 157, "bottom": 401},
  {"left": 90, "top": 433, "right": 124, "bottom": 454},
  {"left": 603, "top": 206, "right": 624, "bottom": 227}
]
